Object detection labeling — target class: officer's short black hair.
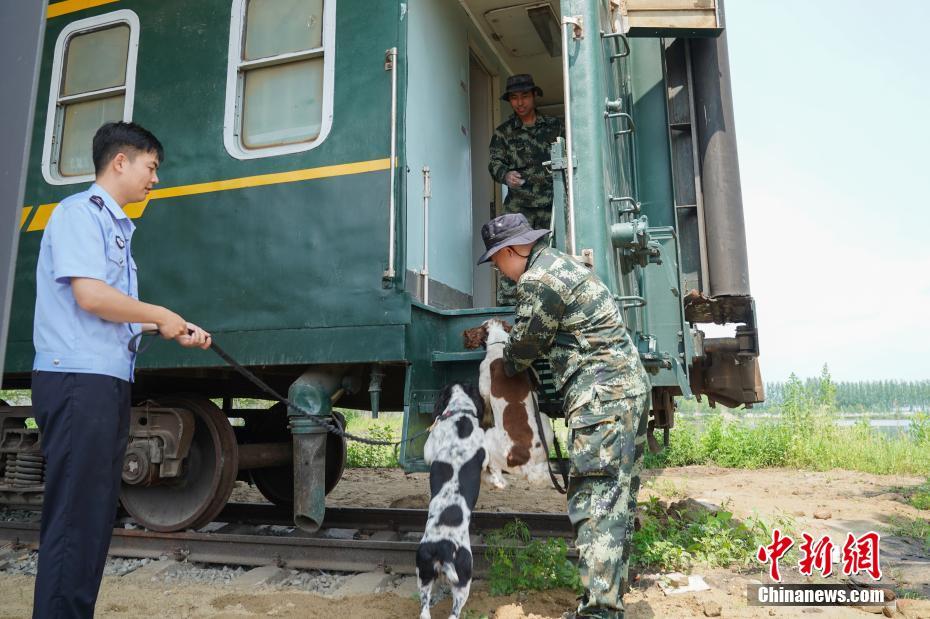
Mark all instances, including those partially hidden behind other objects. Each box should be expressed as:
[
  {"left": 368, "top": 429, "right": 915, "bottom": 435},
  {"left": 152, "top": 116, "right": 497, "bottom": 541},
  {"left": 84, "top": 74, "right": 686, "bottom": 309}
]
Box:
[{"left": 92, "top": 121, "right": 164, "bottom": 175}]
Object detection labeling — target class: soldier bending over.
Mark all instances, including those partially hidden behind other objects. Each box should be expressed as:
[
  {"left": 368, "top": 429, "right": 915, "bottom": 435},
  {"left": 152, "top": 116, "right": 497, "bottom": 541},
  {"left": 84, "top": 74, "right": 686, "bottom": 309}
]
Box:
[{"left": 478, "top": 213, "right": 650, "bottom": 619}]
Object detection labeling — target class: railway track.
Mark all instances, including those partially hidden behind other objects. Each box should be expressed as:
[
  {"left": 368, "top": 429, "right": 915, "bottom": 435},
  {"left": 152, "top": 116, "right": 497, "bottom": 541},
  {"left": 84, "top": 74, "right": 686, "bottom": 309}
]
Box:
[{"left": 0, "top": 504, "right": 575, "bottom": 577}]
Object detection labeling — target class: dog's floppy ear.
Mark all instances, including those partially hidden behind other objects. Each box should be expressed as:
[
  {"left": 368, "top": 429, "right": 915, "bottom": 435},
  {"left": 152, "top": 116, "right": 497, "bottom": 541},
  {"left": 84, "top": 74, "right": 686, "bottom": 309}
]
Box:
[
  {"left": 501, "top": 320, "right": 513, "bottom": 333},
  {"left": 432, "top": 384, "right": 454, "bottom": 419},
  {"left": 462, "top": 325, "right": 487, "bottom": 349},
  {"left": 461, "top": 382, "right": 484, "bottom": 421}
]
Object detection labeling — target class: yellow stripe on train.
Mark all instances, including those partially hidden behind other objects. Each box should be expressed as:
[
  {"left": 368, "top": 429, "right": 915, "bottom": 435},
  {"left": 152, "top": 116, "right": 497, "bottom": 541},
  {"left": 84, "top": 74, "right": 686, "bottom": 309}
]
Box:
[
  {"left": 47, "top": 0, "right": 121, "bottom": 19},
  {"left": 19, "top": 207, "right": 34, "bottom": 231},
  {"left": 25, "top": 158, "right": 393, "bottom": 231}
]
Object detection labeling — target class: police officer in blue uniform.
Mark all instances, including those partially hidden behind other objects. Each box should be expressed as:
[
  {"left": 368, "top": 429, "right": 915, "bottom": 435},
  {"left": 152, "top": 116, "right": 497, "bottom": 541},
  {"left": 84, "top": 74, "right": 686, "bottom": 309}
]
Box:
[{"left": 32, "top": 122, "right": 211, "bottom": 618}]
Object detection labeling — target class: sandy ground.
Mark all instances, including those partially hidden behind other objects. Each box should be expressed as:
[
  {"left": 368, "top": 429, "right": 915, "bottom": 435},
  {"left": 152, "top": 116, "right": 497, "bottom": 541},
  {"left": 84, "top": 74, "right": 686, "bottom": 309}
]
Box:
[{"left": 2, "top": 466, "right": 929, "bottom": 618}]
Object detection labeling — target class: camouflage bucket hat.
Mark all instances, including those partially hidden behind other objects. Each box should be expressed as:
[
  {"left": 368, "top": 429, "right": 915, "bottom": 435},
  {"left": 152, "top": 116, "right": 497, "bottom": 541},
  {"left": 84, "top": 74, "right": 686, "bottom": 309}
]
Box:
[
  {"left": 478, "top": 213, "right": 550, "bottom": 264},
  {"left": 501, "top": 74, "right": 543, "bottom": 101}
]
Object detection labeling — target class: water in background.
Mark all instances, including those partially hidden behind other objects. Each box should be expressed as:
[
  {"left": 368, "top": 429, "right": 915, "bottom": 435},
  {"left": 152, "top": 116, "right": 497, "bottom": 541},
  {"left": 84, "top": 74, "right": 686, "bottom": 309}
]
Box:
[
  {"left": 677, "top": 414, "right": 915, "bottom": 438},
  {"left": 834, "top": 418, "right": 911, "bottom": 437}
]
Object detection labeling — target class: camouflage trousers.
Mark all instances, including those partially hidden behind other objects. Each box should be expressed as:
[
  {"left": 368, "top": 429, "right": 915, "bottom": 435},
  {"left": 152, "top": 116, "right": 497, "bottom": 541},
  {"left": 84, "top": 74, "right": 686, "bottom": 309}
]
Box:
[
  {"left": 495, "top": 206, "right": 552, "bottom": 306},
  {"left": 567, "top": 392, "right": 649, "bottom": 618}
]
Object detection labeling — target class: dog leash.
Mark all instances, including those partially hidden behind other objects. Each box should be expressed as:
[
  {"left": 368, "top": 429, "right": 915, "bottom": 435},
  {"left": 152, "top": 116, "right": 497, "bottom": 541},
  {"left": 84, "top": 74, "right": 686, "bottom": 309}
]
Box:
[
  {"left": 531, "top": 390, "right": 570, "bottom": 494},
  {"left": 128, "top": 330, "right": 431, "bottom": 449}
]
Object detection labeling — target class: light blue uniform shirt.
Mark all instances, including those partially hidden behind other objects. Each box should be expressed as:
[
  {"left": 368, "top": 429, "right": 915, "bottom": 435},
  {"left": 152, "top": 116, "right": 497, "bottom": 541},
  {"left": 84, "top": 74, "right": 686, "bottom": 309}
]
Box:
[{"left": 33, "top": 183, "right": 140, "bottom": 382}]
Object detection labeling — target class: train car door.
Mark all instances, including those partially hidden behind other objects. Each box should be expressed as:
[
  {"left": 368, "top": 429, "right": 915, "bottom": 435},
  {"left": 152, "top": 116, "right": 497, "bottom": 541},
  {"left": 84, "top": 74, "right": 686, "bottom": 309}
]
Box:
[{"left": 468, "top": 52, "right": 496, "bottom": 308}]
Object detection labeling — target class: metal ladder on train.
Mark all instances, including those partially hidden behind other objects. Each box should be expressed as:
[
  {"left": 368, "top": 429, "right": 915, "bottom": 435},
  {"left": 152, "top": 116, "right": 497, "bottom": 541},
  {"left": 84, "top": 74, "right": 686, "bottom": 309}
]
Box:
[{"left": 662, "top": 37, "right": 710, "bottom": 295}]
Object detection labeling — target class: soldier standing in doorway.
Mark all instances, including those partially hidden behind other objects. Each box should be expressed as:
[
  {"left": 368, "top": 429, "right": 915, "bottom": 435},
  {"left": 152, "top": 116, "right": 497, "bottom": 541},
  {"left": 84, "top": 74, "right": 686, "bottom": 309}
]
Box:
[{"left": 488, "top": 74, "right": 564, "bottom": 305}]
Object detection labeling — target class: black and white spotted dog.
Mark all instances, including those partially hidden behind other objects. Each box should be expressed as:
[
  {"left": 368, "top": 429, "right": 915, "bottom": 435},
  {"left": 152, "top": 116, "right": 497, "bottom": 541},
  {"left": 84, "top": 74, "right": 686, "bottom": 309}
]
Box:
[{"left": 417, "top": 383, "right": 487, "bottom": 619}]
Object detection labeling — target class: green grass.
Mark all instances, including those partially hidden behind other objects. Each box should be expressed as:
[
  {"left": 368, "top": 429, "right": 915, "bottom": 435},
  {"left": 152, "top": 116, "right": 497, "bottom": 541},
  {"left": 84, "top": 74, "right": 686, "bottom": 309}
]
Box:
[
  {"left": 1, "top": 389, "right": 36, "bottom": 427},
  {"left": 484, "top": 506, "right": 794, "bottom": 596},
  {"left": 341, "top": 410, "right": 403, "bottom": 468},
  {"left": 482, "top": 503, "right": 796, "bottom": 595},
  {"left": 910, "top": 491, "right": 930, "bottom": 511},
  {"left": 0, "top": 389, "right": 31, "bottom": 405},
  {"left": 644, "top": 410, "right": 930, "bottom": 476},
  {"left": 632, "top": 497, "right": 793, "bottom": 572},
  {"left": 485, "top": 519, "right": 581, "bottom": 595},
  {"left": 891, "top": 478, "right": 930, "bottom": 511},
  {"left": 888, "top": 515, "right": 930, "bottom": 552},
  {"left": 649, "top": 369, "right": 930, "bottom": 476}
]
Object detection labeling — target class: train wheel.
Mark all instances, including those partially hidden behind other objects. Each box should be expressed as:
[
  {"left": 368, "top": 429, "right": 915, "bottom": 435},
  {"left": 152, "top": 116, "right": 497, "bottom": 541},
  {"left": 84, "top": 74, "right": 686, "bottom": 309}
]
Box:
[
  {"left": 249, "top": 406, "right": 347, "bottom": 506},
  {"left": 247, "top": 404, "right": 291, "bottom": 507},
  {"left": 120, "top": 397, "right": 238, "bottom": 532}
]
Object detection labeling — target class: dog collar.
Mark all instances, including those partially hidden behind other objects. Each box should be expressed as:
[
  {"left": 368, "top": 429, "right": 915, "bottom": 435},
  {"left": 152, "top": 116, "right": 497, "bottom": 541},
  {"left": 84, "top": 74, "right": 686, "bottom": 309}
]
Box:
[
  {"left": 435, "top": 408, "right": 477, "bottom": 422},
  {"left": 430, "top": 409, "right": 468, "bottom": 432}
]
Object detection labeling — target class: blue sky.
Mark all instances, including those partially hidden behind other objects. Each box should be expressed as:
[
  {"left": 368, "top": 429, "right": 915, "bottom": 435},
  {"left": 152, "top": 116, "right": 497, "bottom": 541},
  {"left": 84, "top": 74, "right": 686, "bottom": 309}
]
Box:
[{"left": 722, "top": 0, "right": 929, "bottom": 381}]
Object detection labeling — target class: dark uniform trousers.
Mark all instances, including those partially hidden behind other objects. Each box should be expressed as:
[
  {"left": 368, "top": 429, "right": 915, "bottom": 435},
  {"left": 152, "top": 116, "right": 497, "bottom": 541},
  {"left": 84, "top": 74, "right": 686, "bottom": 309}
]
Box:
[{"left": 31, "top": 371, "right": 131, "bottom": 619}]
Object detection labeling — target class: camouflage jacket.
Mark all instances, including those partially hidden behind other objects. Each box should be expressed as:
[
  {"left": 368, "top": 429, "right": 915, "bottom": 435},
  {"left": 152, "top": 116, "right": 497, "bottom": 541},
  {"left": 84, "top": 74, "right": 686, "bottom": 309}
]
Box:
[
  {"left": 503, "top": 240, "right": 650, "bottom": 414},
  {"left": 488, "top": 114, "right": 564, "bottom": 214}
]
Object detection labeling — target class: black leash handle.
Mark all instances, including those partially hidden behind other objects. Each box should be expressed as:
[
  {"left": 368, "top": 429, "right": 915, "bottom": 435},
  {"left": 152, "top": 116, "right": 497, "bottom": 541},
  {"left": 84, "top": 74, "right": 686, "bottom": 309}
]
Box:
[
  {"left": 127, "top": 330, "right": 430, "bottom": 448},
  {"left": 531, "top": 390, "right": 569, "bottom": 494}
]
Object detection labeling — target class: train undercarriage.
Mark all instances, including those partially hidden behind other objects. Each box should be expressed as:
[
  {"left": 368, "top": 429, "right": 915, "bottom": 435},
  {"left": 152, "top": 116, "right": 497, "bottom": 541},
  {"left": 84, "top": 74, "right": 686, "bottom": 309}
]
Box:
[{"left": 0, "top": 394, "right": 348, "bottom": 532}]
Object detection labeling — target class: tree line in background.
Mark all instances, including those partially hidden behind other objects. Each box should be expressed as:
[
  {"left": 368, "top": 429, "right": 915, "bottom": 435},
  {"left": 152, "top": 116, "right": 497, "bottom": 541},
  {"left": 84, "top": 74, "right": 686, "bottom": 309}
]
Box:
[{"left": 678, "top": 364, "right": 930, "bottom": 414}]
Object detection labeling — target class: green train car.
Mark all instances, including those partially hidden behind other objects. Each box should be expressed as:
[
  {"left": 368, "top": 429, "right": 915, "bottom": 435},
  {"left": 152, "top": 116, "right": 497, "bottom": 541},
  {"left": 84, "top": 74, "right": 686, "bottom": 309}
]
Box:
[{"left": 1, "top": 0, "right": 762, "bottom": 532}]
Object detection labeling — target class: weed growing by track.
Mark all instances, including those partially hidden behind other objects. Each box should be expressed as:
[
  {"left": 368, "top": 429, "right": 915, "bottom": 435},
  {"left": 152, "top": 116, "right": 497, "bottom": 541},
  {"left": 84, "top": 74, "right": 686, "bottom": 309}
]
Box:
[
  {"left": 485, "top": 520, "right": 581, "bottom": 595},
  {"left": 890, "top": 477, "right": 930, "bottom": 511},
  {"left": 631, "top": 498, "right": 792, "bottom": 572},
  {"left": 485, "top": 507, "right": 793, "bottom": 595},
  {"left": 908, "top": 484, "right": 930, "bottom": 511},
  {"left": 889, "top": 515, "right": 930, "bottom": 552}
]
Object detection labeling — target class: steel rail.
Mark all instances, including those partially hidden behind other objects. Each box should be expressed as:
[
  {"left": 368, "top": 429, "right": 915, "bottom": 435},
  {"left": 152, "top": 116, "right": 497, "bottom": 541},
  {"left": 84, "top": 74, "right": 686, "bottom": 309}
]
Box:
[
  {"left": 0, "top": 507, "right": 575, "bottom": 577},
  {"left": 215, "top": 504, "right": 574, "bottom": 538}
]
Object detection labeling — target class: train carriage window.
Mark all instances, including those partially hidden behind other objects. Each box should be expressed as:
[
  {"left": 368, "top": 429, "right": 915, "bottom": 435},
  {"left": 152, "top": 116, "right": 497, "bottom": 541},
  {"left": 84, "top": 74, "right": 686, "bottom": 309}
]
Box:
[
  {"left": 224, "top": 0, "right": 335, "bottom": 158},
  {"left": 41, "top": 11, "right": 139, "bottom": 185}
]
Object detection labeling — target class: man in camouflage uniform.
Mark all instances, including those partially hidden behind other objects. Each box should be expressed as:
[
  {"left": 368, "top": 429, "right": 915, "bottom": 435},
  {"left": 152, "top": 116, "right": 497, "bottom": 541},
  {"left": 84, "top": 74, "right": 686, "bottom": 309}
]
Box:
[
  {"left": 488, "top": 74, "right": 564, "bottom": 305},
  {"left": 478, "top": 213, "right": 650, "bottom": 619}
]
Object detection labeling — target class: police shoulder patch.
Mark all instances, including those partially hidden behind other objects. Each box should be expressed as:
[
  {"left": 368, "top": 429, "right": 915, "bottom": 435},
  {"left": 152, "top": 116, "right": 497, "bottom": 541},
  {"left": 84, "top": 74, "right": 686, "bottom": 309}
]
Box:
[{"left": 89, "top": 195, "right": 105, "bottom": 210}]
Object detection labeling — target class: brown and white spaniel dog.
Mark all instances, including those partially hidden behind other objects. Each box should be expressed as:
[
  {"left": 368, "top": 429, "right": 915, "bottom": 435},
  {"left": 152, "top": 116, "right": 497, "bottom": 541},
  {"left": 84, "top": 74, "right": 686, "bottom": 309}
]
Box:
[{"left": 462, "top": 318, "right": 554, "bottom": 488}]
